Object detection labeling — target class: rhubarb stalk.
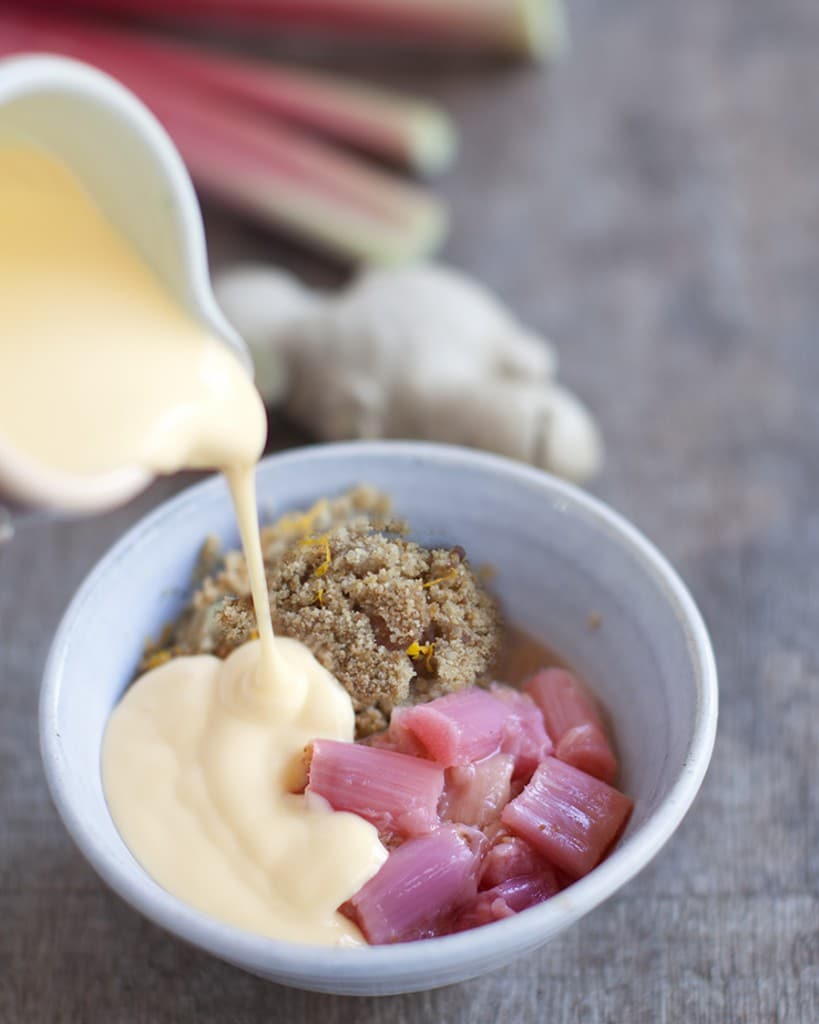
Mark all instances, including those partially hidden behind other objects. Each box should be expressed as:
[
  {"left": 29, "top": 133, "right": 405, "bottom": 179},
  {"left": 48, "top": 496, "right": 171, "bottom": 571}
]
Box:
[
  {"left": 2, "top": 11, "right": 456, "bottom": 172},
  {"left": 23, "top": 0, "right": 569, "bottom": 60},
  {"left": 0, "top": 15, "right": 447, "bottom": 264}
]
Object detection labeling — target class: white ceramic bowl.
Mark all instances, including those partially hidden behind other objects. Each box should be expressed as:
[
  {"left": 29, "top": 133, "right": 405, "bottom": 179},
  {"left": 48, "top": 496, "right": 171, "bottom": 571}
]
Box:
[{"left": 40, "top": 442, "right": 718, "bottom": 995}]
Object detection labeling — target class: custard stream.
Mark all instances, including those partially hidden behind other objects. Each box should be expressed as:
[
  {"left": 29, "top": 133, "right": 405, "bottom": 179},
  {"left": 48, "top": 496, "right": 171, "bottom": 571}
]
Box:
[{"left": 0, "top": 144, "right": 386, "bottom": 945}]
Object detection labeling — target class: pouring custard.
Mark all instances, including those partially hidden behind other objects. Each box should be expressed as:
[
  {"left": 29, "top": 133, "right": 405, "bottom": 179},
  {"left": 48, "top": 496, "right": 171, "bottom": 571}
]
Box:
[{"left": 0, "top": 143, "right": 386, "bottom": 945}]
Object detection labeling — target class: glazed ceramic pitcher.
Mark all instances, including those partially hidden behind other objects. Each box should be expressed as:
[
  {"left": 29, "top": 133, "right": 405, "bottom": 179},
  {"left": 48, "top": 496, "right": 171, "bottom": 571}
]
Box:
[{"left": 0, "top": 54, "right": 258, "bottom": 534}]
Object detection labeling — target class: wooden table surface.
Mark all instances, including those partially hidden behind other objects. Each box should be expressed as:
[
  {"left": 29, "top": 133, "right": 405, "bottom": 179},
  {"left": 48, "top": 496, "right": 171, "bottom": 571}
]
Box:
[{"left": 2, "top": 0, "right": 818, "bottom": 1020}]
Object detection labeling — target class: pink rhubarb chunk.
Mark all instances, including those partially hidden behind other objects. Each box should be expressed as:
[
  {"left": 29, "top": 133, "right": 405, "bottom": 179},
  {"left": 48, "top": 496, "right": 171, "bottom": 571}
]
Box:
[
  {"left": 307, "top": 739, "right": 443, "bottom": 838},
  {"left": 452, "top": 872, "right": 561, "bottom": 932},
  {"left": 344, "top": 824, "right": 485, "bottom": 944},
  {"left": 373, "top": 714, "right": 426, "bottom": 757},
  {"left": 501, "top": 757, "right": 633, "bottom": 879},
  {"left": 490, "top": 683, "right": 554, "bottom": 781},
  {"left": 525, "top": 668, "right": 618, "bottom": 784},
  {"left": 389, "top": 687, "right": 509, "bottom": 766},
  {"left": 440, "top": 753, "right": 514, "bottom": 828},
  {"left": 479, "top": 833, "right": 551, "bottom": 889}
]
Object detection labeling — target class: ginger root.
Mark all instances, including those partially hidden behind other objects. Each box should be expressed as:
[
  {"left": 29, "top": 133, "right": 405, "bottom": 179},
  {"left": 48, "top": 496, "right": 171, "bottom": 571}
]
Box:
[{"left": 215, "top": 262, "right": 602, "bottom": 482}]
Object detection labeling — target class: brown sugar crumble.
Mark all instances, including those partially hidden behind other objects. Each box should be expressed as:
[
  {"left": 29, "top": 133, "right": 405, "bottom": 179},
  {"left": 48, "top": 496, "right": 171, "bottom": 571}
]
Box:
[{"left": 139, "top": 486, "right": 502, "bottom": 737}]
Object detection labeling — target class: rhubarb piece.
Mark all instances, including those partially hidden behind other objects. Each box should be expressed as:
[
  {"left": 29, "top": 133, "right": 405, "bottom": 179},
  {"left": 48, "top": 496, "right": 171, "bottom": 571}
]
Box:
[
  {"left": 344, "top": 824, "right": 485, "bottom": 943},
  {"left": 440, "top": 753, "right": 514, "bottom": 828},
  {"left": 556, "top": 724, "right": 618, "bottom": 786},
  {"left": 490, "top": 683, "right": 553, "bottom": 781},
  {"left": 307, "top": 739, "right": 444, "bottom": 837},
  {"left": 451, "top": 872, "right": 561, "bottom": 931},
  {"left": 25, "top": 0, "right": 569, "bottom": 60},
  {"left": 362, "top": 724, "right": 425, "bottom": 757},
  {"left": 175, "top": 60, "right": 457, "bottom": 175},
  {"left": 390, "top": 687, "right": 509, "bottom": 766},
  {"left": 0, "top": 16, "right": 446, "bottom": 265},
  {"left": 141, "top": 92, "right": 445, "bottom": 266},
  {"left": 525, "top": 668, "right": 617, "bottom": 783},
  {"left": 361, "top": 729, "right": 398, "bottom": 751},
  {"left": 501, "top": 757, "right": 633, "bottom": 878},
  {"left": 2, "top": 12, "right": 456, "bottom": 173},
  {"left": 479, "top": 832, "right": 548, "bottom": 889}
]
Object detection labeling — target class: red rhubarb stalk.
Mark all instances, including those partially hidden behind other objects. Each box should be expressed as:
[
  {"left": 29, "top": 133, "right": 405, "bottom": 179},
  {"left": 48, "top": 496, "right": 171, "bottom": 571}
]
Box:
[
  {"left": 22, "top": 0, "right": 568, "bottom": 60},
  {"left": 3, "top": 11, "right": 456, "bottom": 172},
  {"left": 0, "top": 17, "right": 446, "bottom": 264},
  {"left": 165, "top": 98, "right": 447, "bottom": 264}
]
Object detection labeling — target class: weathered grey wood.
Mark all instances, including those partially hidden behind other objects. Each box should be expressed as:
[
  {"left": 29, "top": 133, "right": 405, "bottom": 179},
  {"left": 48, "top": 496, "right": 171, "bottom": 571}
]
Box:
[{"left": 3, "top": 0, "right": 819, "bottom": 1019}]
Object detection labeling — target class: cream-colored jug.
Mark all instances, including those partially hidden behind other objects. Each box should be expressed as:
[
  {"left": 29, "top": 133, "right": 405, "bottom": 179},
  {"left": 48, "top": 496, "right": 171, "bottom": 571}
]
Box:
[{"left": 0, "top": 54, "right": 266, "bottom": 531}]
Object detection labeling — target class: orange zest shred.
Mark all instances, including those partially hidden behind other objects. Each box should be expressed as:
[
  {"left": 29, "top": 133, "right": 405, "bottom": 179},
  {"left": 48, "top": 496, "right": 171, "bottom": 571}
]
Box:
[
  {"left": 406, "top": 640, "right": 436, "bottom": 671},
  {"left": 248, "top": 629, "right": 260, "bottom": 640},
  {"left": 275, "top": 498, "right": 329, "bottom": 539},
  {"left": 144, "top": 649, "right": 172, "bottom": 671},
  {"left": 314, "top": 585, "right": 325, "bottom": 607},
  {"left": 422, "top": 568, "right": 458, "bottom": 589},
  {"left": 300, "top": 534, "right": 332, "bottom": 577}
]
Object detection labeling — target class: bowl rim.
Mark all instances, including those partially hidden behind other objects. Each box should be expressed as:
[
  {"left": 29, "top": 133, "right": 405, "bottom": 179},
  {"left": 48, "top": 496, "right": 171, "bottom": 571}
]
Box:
[{"left": 39, "top": 440, "right": 718, "bottom": 984}]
